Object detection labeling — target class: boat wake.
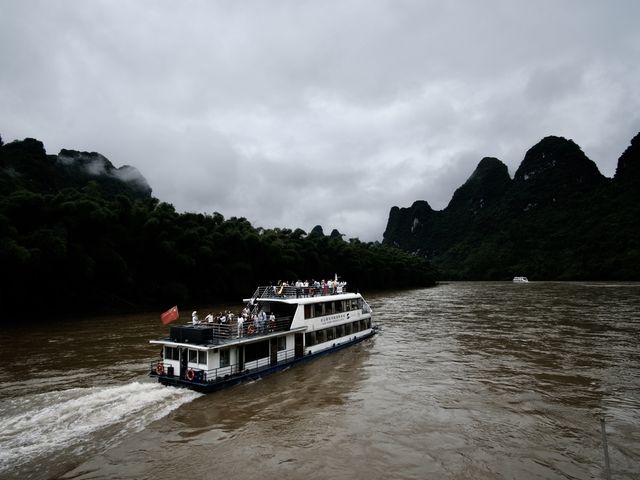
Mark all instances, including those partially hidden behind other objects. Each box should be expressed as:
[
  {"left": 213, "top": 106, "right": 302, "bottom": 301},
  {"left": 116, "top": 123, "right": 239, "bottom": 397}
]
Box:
[{"left": 0, "top": 381, "right": 200, "bottom": 474}]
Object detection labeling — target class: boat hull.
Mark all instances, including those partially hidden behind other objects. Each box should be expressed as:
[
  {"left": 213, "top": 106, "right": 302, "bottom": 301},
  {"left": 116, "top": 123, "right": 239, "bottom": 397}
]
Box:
[{"left": 151, "top": 328, "right": 377, "bottom": 393}]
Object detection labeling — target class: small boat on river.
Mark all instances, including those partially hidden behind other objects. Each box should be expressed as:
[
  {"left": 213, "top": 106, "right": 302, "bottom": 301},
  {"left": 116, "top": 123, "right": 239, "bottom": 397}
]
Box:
[
  {"left": 513, "top": 276, "right": 529, "bottom": 283},
  {"left": 149, "top": 281, "right": 376, "bottom": 392}
]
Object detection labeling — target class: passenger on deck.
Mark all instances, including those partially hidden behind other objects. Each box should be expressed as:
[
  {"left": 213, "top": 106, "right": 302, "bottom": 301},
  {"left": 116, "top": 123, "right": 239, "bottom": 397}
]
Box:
[
  {"left": 237, "top": 315, "right": 244, "bottom": 337},
  {"left": 205, "top": 312, "right": 214, "bottom": 323},
  {"left": 249, "top": 313, "right": 258, "bottom": 335},
  {"left": 192, "top": 311, "right": 200, "bottom": 325},
  {"left": 227, "top": 313, "right": 236, "bottom": 338},
  {"left": 258, "top": 310, "right": 267, "bottom": 333}
]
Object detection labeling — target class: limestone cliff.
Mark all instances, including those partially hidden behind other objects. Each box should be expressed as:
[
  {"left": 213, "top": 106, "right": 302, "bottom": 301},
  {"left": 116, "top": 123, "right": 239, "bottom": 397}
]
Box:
[{"left": 383, "top": 133, "right": 640, "bottom": 280}]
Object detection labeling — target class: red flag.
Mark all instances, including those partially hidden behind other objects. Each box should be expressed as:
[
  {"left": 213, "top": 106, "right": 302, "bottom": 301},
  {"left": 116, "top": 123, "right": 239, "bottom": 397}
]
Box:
[{"left": 160, "top": 306, "right": 179, "bottom": 325}]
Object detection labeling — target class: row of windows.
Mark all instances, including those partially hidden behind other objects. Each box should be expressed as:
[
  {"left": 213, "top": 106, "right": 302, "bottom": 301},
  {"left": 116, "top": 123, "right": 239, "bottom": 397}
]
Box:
[
  {"left": 164, "top": 346, "right": 207, "bottom": 365},
  {"left": 305, "top": 319, "right": 372, "bottom": 347},
  {"left": 304, "top": 298, "right": 364, "bottom": 319},
  {"left": 164, "top": 346, "right": 180, "bottom": 361},
  {"left": 166, "top": 337, "right": 289, "bottom": 369}
]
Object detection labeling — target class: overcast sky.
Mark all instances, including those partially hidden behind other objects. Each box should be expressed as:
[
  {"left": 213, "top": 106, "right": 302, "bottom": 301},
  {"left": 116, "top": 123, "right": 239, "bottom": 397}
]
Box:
[{"left": 1, "top": 1, "right": 639, "bottom": 241}]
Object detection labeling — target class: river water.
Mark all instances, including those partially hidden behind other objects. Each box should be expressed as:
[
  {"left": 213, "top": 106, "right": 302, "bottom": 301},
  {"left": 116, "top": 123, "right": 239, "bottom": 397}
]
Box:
[{"left": 0, "top": 282, "right": 638, "bottom": 479}]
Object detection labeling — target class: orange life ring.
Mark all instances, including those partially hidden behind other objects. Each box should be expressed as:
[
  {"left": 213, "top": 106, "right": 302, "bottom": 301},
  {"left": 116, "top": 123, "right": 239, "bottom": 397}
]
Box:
[
  {"left": 247, "top": 324, "right": 256, "bottom": 335},
  {"left": 155, "top": 364, "right": 164, "bottom": 375},
  {"left": 186, "top": 368, "right": 195, "bottom": 381}
]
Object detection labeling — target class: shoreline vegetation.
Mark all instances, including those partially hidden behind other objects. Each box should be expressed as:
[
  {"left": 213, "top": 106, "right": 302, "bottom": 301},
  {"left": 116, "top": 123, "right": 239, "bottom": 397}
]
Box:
[
  {"left": 0, "top": 135, "right": 437, "bottom": 320},
  {"left": 383, "top": 133, "right": 640, "bottom": 281}
]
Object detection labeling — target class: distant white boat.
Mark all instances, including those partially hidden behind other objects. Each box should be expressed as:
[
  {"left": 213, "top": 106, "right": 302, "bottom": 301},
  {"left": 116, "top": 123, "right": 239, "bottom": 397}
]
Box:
[{"left": 513, "top": 276, "right": 529, "bottom": 283}]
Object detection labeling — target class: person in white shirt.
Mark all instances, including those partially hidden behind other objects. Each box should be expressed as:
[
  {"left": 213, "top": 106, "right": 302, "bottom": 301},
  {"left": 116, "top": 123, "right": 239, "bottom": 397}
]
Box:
[
  {"left": 237, "top": 315, "right": 244, "bottom": 337},
  {"left": 192, "top": 311, "right": 199, "bottom": 325}
]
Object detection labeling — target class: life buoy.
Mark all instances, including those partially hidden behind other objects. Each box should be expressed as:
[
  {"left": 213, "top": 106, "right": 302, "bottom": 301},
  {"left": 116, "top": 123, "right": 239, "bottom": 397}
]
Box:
[
  {"left": 155, "top": 364, "right": 164, "bottom": 375},
  {"left": 186, "top": 368, "right": 195, "bottom": 381},
  {"left": 247, "top": 324, "right": 256, "bottom": 335}
]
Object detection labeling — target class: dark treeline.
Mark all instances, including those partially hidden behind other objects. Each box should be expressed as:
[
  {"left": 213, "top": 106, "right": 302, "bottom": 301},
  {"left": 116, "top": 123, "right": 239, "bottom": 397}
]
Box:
[{"left": 0, "top": 136, "right": 436, "bottom": 318}]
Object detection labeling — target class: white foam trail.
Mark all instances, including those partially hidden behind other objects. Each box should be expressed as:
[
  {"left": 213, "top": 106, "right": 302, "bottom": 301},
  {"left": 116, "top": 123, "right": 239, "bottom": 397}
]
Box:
[{"left": 0, "top": 381, "right": 200, "bottom": 472}]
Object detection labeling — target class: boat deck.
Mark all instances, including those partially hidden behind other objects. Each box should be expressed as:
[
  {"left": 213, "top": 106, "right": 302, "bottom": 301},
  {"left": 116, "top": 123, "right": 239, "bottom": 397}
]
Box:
[
  {"left": 155, "top": 315, "right": 296, "bottom": 347},
  {"left": 248, "top": 284, "right": 348, "bottom": 301}
]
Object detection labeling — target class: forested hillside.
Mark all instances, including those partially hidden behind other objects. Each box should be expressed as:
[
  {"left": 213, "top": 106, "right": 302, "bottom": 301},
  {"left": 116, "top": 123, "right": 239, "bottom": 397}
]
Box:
[
  {"left": 0, "top": 135, "right": 436, "bottom": 318},
  {"left": 383, "top": 133, "right": 640, "bottom": 280}
]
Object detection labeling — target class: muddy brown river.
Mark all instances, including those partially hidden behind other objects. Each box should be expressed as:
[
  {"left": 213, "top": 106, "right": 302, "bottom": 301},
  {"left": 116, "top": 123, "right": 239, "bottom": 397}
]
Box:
[{"left": 0, "top": 282, "right": 638, "bottom": 479}]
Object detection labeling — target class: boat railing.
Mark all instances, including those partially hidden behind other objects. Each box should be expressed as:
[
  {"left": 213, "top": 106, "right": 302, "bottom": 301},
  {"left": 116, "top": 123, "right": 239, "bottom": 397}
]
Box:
[
  {"left": 194, "top": 315, "right": 293, "bottom": 341},
  {"left": 207, "top": 347, "right": 297, "bottom": 381},
  {"left": 150, "top": 347, "right": 298, "bottom": 382},
  {"left": 250, "top": 284, "right": 348, "bottom": 301}
]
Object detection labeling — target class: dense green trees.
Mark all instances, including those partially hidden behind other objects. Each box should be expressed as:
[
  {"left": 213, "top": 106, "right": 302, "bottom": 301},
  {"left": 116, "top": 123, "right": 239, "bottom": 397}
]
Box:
[
  {"left": 0, "top": 137, "right": 436, "bottom": 318},
  {"left": 383, "top": 134, "right": 640, "bottom": 280}
]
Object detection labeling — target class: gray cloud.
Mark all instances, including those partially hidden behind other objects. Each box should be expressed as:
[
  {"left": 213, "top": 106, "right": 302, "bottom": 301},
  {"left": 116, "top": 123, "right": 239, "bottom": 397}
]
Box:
[{"left": 1, "top": 0, "right": 639, "bottom": 240}]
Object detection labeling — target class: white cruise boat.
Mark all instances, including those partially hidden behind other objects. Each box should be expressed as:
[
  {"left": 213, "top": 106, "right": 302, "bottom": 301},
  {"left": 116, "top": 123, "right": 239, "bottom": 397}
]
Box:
[
  {"left": 512, "top": 276, "right": 529, "bottom": 283},
  {"left": 149, "top": 282, "right": 376, "bottom": 392}
]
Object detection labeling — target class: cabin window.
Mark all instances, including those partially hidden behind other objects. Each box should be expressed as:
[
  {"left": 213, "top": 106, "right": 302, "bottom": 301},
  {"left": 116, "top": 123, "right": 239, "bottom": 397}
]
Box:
[
  {"left": 188, "top": 349, "right": 198, "bottom": 363},
  {"left": 198, "top": 350, "right": 207, "bottom": 365},
  {"left": 327, "top": 327, "right": 335, "bottom": 341},
  {"left": 277, "top": 336, "right": 287, "bottom": 351},
  {"left": 165, "top": 346, "right": 179, "bottom": 360},
  {"left": 344, "top": 322, "right": 352, "bottom": 335},
  {"left": 335, "top": 301, "right": 343, "bottom": 313},
  {"left": 305, "top": 303, "right": 318, "bottom": 318},
  {"left": 359, "top": 320, "right": 366, "bottom": 331},
  {"left": 327, "top": 302, "right": 335, "bottom": 315},
  {"left": 335, "top": 324, "right": 344, "bottom": 338},
  {"left": 352, "top": 320, "right": 360, "bottom": 333},
  {"left": 316, "top": 329, "right": 326, "bottom": 344},
  {"left": 305, "top": 331, "right": 316, "bottom": 347},
  {"left": 245, "top": 340, "right": 269, "bottom": 363},
  {"left": 219, "top": 349, "right": 230, "bottom": 367},
  {"left": 357, "top": 298, "right": 364, "bottom": 310}
]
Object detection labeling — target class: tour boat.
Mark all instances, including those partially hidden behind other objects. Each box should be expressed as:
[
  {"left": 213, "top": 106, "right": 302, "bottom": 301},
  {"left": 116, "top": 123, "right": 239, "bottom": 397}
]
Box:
[
  {"left": 512, "top": 276, "right": 529, "bottom": 283},
  {"left": 149, "top": 282, "right": 376, "bottom": 392}
]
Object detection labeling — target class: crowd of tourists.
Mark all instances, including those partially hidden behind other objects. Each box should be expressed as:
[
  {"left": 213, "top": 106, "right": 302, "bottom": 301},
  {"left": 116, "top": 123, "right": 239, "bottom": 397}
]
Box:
[
  {"left": 189, "top": 277, "right": 347, "bottom": 337},
  {"left": 191, "top": 307, "right": 277, "bottom": 338},
  {"left": 268, "top": 278, "right": 347, "bottom": 297}
]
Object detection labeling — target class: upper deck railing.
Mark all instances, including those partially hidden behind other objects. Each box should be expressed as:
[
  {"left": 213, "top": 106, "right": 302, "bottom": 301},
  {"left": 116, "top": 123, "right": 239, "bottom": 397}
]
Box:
[
  {"left": 172, "top": 315, "right": 294, "bottom": 345},
  {"left": 250, "top": 284, "right": 349, "bottom": 301}
]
